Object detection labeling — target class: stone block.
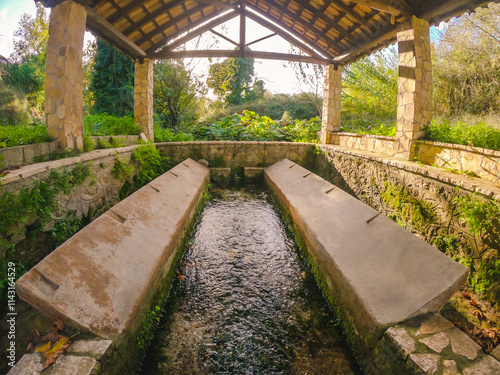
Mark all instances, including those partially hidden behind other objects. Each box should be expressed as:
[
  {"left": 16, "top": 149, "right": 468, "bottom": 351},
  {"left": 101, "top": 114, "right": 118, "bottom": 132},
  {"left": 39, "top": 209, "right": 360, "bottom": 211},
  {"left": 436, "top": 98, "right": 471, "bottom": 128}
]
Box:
[
  {"left": 7, "top": 354, "right": 43, "bottom": 374},
  {"left": 264, "top": 159, "right": 468, "bottom": 343},
  {"left": 0, "top": 147, "right": 23, "bottom": 168},
  {"left": 386, "top": 327, "right": 416, "bottom": 359},
  {"left": 408, "top": 353, "right": 439, "bottom": 374},
  {"left": 463, "top": 356, "right": 500, "bottom": 375},
  {"left": 50, "top": 355, "right": 97, "bottom": 375},
  {"left": 16, "top": 159, "right": 210, "bottom": 342},
  {"left": 419, "top": 332, "right": 449, "bottom": 353},
  {"left": 67, "top": 339, "right": 113, "bottom": 360},
  {"left": 448, "top": 328, "right": 481, "bottom": 360}
]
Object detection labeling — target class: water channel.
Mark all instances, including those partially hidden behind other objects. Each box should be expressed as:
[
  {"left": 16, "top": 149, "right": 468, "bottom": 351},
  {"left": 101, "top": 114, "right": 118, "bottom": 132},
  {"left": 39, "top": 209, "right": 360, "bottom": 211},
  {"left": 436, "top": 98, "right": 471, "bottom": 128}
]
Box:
[{"left": 141, "top": 187, "right": 361, "bottom": 374}]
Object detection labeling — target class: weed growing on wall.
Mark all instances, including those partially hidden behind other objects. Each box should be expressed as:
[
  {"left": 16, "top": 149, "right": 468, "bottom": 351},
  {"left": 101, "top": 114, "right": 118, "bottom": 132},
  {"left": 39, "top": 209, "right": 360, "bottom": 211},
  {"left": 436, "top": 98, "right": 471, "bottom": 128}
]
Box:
[
  {"left": 0, "top": 163, "right": 93, "bottom": 308},
  {"left": 112, "top": 157, "right": 134, "bottom": 180},
  {"left": 380, "top": 182, "right": 436, "bottom": 230},
  {"left": 131, "top": 144, "right": 170, "bottom": 188},
  {"left": 453, "top": 192, "right": 500, "bottom": 236}
]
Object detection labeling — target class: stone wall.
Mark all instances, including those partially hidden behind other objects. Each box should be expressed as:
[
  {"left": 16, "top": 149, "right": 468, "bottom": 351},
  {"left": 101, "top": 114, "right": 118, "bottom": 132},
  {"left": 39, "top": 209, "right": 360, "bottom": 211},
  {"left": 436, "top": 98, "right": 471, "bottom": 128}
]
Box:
[
  {"left": 333, "top": 133, "right": 395, "bottom": 156},
  {"left": 155, "top": 141, "right": 317, "bottom": 168},
  {"left": 0, "top": 136, "right": 139, "bottom": 170},
  {"left": 0, "top": 146, "right": 140, "bottom": 264},
  {"left": 415, "top": 140, "right": 500, "bottom": 185}
]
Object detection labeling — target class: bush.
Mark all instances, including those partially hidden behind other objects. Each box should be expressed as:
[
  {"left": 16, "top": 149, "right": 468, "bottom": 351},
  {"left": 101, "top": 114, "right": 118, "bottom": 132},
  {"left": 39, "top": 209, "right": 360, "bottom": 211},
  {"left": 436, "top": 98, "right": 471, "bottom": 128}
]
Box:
[
  {"left": 426, "top": 119, "right": 500, "bottom": 150},
  {"left": 0, "top": 83, "right": 30, "bottom": 127},
  {"left": 0, "top": 122, "right": 49, "bottom": 148},
  {"left": 84, "top": 114, "right": 140, "bottom": 136}
]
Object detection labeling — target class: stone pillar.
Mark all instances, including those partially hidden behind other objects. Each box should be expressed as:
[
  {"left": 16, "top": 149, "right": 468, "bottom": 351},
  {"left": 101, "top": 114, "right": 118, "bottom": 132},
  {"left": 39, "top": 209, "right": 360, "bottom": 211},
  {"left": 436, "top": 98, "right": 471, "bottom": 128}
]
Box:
[
  {"left": 45, "top": 1, "right": 87, "bottom": 150},
  {"left": 394, "top": 16, "right": 433, "bottom": 160},
  {"left": 134, "top": 58, "right": 154, "bottom": 141},
  {"left": 321, "top": 64, "right": 343, "bottom": 144}
]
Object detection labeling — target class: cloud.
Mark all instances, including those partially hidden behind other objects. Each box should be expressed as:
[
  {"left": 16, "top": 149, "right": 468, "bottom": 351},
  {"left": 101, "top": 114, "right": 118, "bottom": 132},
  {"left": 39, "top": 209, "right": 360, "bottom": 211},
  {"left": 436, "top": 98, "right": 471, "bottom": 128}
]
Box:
[{"left": 0, "top": 7, "right": 10, "bottom": 19}]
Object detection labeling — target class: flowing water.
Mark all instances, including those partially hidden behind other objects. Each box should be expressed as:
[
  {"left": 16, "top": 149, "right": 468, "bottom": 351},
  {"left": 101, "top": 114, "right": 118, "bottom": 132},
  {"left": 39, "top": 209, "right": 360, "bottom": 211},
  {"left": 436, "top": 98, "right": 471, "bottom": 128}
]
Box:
[{"left": 141, "top": 188, "right": 361, "bottom": 375}]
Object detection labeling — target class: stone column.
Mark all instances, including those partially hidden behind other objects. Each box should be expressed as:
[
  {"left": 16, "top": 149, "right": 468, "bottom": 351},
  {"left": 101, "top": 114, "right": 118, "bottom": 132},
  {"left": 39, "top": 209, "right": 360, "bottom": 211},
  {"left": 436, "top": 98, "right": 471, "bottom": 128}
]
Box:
[
  {"left": 321, "top": 64, "right": 343, "bottom": 144},
  {"left": 394, "top": 16, "right": 433, "bottom": 160},
  {"left": 134, "top": 58, "right": 154, "bottom": 141},
  {"left": 45, "top": 1, "right": 87, "bottom": 150}
]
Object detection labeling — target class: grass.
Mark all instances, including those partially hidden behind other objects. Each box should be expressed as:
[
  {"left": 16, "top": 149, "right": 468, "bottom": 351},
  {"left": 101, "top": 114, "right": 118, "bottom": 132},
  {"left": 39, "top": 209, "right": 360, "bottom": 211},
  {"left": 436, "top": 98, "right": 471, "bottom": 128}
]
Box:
[{"left": 83, "top": 114, "right": 140, "bottom": 136}]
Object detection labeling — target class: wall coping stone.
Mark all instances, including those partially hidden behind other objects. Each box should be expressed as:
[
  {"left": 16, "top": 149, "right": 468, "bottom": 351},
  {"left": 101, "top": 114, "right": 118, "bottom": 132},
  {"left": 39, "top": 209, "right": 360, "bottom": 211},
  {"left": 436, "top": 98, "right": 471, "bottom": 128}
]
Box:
[
  {"left": 319, "top": 144, "right": 500, "bottom": 198},
  {"left": 337, "top": 132, "right": 396, "bottom": 141},
  {"left": 415, "top": 139, "right": 500, "bottom": 157}
]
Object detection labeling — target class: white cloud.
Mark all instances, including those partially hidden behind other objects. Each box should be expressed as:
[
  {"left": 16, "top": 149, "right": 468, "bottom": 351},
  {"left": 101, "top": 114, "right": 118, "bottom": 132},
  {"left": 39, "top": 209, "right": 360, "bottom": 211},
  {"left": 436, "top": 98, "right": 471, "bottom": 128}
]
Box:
[{"left": 0, "top": 7, "right": 10, "bottom": 19}]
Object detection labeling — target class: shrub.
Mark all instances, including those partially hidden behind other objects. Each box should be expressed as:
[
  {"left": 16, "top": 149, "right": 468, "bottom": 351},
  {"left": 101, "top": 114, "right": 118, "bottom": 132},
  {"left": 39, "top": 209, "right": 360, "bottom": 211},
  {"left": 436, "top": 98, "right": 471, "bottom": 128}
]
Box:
[
  {"left": 84, "top": 114, "right": 140, "bottom": 136},
  {"left": 0, "top": 122, "right": 49, "bottom": 148},
  {"left": 426, "top": 119, "right": 500, "bottom": 150}
]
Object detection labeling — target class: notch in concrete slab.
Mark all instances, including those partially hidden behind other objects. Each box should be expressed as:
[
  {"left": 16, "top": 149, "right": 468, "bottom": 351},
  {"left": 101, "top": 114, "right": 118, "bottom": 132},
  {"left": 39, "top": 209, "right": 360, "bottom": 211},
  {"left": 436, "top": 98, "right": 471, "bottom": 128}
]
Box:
[
  {"left": 169, "top": 171, "right": 178, "bottom": 177},
  {"left": 149, "top": 184, "right": 160, "bottom": 193},
  {"left": 303, "top": 172, "right": 311, "bottom": 178},
  {"left": 29, "top": 270, "right": 59, "bottom": 296},
  {"left": 325, "top": 187, "right": 337, "bottom": 194},
  {"left": 366, "top": 213, "right": 381, "bottom": 225},
  {"left": 108, "top": 210, "right": 127, "bottom": 224},
  {"left": 182, "top": 163, "right": 190, "bottom": 168}
]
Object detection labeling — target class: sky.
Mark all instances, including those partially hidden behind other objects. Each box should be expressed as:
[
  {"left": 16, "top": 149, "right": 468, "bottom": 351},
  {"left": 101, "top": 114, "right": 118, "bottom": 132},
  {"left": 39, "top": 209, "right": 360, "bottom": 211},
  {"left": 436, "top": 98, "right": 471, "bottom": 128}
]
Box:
[{"left": 0, "top": 0, "right": 446, "bottom": 95}]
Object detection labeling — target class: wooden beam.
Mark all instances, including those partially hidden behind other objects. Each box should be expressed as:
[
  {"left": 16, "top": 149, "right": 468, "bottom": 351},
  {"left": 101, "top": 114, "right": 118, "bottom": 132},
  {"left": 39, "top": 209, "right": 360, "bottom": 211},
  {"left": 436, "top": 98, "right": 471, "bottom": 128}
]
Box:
[
  {"left": 246, "top": 32, "right": 277, "bottom": 47},
  {"left": 121, "top": 0, "right": 197, "bottom": 38},
  {"left": 347, "top": 0, "right": 412, "bottom": 16},
  {"left": 245, "top": 10, "right": 332, "bottom": 59},
  {"left": 154, "top": 49, "right": 331, "bottom": 64},
  {"left": 240, "top": 0, "right": 246, "bottom": 57},
  {"left": 133, "top": 4, "right": 211, "bottom": 47},
  {"left": 150, "top": 11, "right": 239, "bottom": 53},
  {"left": 259, "top": 0, "right": 356, "bottom": 44},
  {"left": 107, "top": 0, "right": 149, "bottom": 24},
  {"left": 247, "top": 3, "right": 339, "bottom": 56},
  {"left": 84, "top": 6, "right": 147, "bottom": 58},
  {"left": 144, "top": 4, "right": 232, "bottom": 53},
  {"left": 334, "top": 23, "right": 397, "bottom": 64},
  {"left": 210, "top": 29, "right": 239, "bottom": 46},
  {"left": 417, "top": 0, "right": 491, "bottom": 21}
]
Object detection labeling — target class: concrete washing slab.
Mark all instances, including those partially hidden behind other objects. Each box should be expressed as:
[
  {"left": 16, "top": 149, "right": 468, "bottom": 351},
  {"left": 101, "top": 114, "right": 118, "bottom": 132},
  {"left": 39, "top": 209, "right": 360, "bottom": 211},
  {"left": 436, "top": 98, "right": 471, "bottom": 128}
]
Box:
[
  {"left": 264, "top": 159, "right": 468, "bottom": 342},
  {"left": 16, "top": 158, "right": 209, "bottom": 342}
]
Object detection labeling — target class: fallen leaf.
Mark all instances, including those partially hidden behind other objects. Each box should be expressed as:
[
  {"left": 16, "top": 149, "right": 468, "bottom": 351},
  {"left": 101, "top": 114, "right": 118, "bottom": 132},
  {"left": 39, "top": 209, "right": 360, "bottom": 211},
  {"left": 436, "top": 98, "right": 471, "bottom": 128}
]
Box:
[
  {"left": 53, "top": 318, "right": 65, "bottom": 331},
  {"left": 35, "top": 341, "right": 51, "bottom": 353},
  {"left": 463, "top": 290, "right": 471, "bottom": 300},
  {"left": 41, "top": 325, "right": 59, "bottom": 345},
  {"left": 41, "top": 357, "right": 56, "bottom": 371},
  {"left": 43, "top": 336, "right": 69, "bottom": 360},
  {"left": 27, "top": 330, "right": 40, "bottom": 352},
  {"left": 469, "top": 299, "right": 480, "bottom": 308}
]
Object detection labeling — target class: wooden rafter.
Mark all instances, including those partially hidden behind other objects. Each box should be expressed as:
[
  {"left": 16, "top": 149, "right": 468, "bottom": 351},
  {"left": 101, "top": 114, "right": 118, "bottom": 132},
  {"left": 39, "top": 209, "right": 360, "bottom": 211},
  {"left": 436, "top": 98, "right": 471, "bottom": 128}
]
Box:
[
  {"left": 107, "top": 0, "right": 149, "bottom": 24},
  {"left": 240, "top": 0, "right": 246, "bottom": 57},
  {"left": 245, "top": 9, "right": 334, "bottom": 58},
  {"left": 347, "top": 0, "right": 412, "bottom": 16},
  {"left": 210, "top": 29, "right": 239, "bottom": 46},
  {"left": 246, "top": 32, "right": 277, "bottom": 47},
  {"left": 85, "top": 6, "right": 147, "bottom": 58},
  {"left": 151, "top": 11, "right": 239, "bottom": 53},
  {"left": 154, "top": 49, "right": 331, "bottom": 64},
  {"left": 247, "top": 3, "right": 341, "bottom": 55}
]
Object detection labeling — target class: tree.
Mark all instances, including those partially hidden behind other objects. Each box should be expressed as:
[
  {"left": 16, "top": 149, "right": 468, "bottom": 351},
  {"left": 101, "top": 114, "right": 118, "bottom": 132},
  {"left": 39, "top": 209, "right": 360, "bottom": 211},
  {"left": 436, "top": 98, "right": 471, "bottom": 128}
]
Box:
[
  {"left": 10, "top": 2, "right": 49, "bottom": 62},
  {"left": 207, "top": 55, "right": 257, "bottom": 105},
  {"left": 153, "top": 59, "right": 205, "bottom": 127},
  {"left": 432, "top": 3, "right": 500, "bottom": 115},
  {"left": 89, "top": 39, "right": 134, "bottom": 116}
]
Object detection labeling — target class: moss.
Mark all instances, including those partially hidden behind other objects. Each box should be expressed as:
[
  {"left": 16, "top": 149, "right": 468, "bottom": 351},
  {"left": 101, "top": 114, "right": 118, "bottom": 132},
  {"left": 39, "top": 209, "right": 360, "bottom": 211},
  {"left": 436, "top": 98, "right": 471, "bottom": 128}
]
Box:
[
  {"left": 380, "top": 182, "right": 435, "bottom": 230},
  {"left": 210, "top": 153, "right": 226, "bottom": 167},
  {"left": 267, "top": 191, "right": 364, "bottom": 370}
]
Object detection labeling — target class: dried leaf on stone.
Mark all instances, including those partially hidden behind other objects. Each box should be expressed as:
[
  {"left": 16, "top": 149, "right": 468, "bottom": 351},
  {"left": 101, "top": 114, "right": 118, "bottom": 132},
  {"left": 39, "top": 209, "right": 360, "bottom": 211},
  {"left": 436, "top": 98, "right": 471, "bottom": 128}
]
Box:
[
  {"left": 41, "top": 336, "right": 72, "bottom": 370},
  {"left": 53, "top": 318, "right": 65, "bottom": 330},
  {"left": 469, "top": 299, "right": 480, "bottom": 308},
  {"left": 42, "top": 357, "right": 57, "bottom": 371},
  {"left": 35, "top": 341, "right": 52, "bottom": 353},
  {"left": 463, "top": 290, "right": 471, "bottom": 300},
  {"left": 472, "top": 309, "right": 485, "bottom": 320},
  {"left": 27, "top": 330, "right": 40, "bottom": 352},
  {"left": 41, "top": 325, "right": 60, "bottom": 345}
]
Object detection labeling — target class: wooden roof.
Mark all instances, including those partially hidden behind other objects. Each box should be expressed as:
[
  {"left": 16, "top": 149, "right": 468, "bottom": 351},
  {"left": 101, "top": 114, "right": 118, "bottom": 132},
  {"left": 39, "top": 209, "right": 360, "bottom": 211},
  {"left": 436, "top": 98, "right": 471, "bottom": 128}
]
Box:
[{"left": 38, "top": 0, "right": 498, "bottom": 64}]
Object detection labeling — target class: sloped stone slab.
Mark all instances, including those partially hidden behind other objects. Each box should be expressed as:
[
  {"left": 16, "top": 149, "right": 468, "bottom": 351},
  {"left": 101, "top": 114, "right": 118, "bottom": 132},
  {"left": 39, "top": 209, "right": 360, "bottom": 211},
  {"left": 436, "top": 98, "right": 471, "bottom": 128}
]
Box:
[
  {"left": 16, "top": 159, "right": 209, "bottom": 341},
  {"left": 264, "top": 159, "right": 468, "bottom": 339}
]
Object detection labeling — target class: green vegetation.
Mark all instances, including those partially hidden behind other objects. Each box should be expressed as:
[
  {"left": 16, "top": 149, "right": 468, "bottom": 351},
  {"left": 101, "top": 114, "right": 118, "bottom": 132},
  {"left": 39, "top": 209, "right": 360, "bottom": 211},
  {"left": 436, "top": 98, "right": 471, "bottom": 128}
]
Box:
[
  {"left": 89, "top": 39, "right": 134, "bottom": 117},
  {"left": 131, "top": 144, "right": 170, "bottom": 188},
  {"left": 380, "top": 182, "right": 435, "bottom": 230},
  {"left": 459, "top": 258, "right": 500, "bottom": 308},
  {"left": 84, "top": 114, "right": 140, "bottom": 136},
  {"left": 426, "top": 119, "right": 500, "bottom": 150},
  {"left": 176, "top": 111, "right": 321, "bottom": 143},
  {"left": 0, "top": 122, "right": 49, "bottom": 148},
  {"left": 111, "top": 157, "right": 134, "bottom": 180},
  {"left": 453, "top": 193, "right": 500, "bottom": 236}
]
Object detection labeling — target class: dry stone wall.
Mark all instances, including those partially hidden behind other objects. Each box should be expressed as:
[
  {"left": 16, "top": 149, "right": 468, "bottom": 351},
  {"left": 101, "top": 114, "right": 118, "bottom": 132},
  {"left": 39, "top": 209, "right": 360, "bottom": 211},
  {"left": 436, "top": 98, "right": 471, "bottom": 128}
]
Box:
[
  {"left": 134, "top": 59, "right": 154, "bottom": 141},
  {"left": 320, "top": 64, "right": 343, "bottom": 144}
]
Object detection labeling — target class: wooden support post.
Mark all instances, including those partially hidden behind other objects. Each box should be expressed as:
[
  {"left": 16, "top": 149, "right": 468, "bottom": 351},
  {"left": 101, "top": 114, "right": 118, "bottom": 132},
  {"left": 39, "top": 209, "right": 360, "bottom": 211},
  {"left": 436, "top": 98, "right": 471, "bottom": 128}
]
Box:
[{"left": 240, "top": 0, "right": 246, "bottom": 58}]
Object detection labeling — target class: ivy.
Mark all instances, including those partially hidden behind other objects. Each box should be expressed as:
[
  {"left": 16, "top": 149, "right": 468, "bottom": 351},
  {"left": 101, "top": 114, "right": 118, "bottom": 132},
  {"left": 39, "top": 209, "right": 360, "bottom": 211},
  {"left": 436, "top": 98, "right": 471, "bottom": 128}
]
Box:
[{"left": 453, "top": 192, "right": 500, "bottom": 236}]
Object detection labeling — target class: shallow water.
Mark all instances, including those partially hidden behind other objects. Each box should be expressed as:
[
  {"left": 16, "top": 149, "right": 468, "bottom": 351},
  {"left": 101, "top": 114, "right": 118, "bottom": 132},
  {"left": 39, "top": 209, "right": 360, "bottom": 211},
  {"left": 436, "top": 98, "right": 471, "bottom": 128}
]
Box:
[{"left": 141, "top": 188, "right": 361, "bottom": 375}]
